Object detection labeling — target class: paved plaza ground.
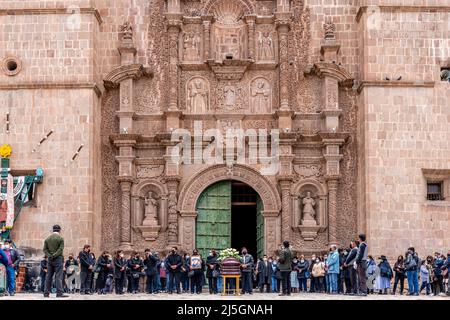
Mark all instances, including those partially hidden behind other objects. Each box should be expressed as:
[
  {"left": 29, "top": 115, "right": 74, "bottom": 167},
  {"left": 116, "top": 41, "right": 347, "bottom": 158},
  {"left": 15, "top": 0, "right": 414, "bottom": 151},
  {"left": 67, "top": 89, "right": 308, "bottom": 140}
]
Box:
[{"left": 1, "top": 292, "right": 448, "bottom": 300}]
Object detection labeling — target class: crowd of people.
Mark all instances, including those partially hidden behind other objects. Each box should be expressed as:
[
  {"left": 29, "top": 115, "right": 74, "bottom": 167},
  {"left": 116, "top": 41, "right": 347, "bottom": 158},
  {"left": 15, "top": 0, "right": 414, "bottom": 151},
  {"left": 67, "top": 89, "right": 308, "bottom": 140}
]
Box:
[{"left": 1, "top": 226, "right": 449, "bottom": 298}]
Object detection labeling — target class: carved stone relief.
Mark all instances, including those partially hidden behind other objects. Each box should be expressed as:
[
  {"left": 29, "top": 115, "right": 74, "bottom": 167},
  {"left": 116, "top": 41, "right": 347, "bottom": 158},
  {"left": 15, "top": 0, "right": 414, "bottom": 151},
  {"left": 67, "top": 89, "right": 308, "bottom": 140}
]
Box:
[
  {"left": 182, "top": 32, "right": 201, "bottom": 62},
  {"left": 187, "top": 77, "right": 210, "bottom": 113},
  {"left": 216, "top": 82, "right": 244, "bottom": 112},
  {"left": 136, "top": 165, "right": 165, "bottom": 179},
  {"left": 250, "top": 77, "right": 271, "bottom": 113}
]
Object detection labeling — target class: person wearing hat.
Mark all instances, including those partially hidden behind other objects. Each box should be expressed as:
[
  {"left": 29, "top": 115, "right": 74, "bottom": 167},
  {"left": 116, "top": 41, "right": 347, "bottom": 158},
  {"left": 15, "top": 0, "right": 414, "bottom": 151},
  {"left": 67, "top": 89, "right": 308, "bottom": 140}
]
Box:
[
  {"left": 375, "top": 255, "right": 393, "bottom": 294},
  {"left": 43, "top": 224, "right": 67, "bottom": 298}
]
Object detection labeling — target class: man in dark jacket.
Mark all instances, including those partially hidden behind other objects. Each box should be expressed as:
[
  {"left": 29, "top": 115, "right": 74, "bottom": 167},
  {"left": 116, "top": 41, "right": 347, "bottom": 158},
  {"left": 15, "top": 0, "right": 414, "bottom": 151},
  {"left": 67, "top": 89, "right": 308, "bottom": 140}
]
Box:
[
  {"left": 278, "top": 240, "right": 293, "bottom": 296},
  {"left": 144, "top": 249, "right": 158, "bottom": 294},
  {"left": 206, "top": 249, "right": 219, "bottom": 294},
  {"left": 404, "top": 247, "right": 420, "bottom": 296},
  {"left": 1, "top": 239, "right": 20, "bottom": 296},
  {"left": 355, "top": 234, "right": 368, "bottom": 296},
  {"left": 257, "top": 254, "right": 272, "bottom": 293},
  {"left": 166, "top": 246, "right": 182, "bottom": 294},
  {"left": 240, "top": 247, "right": 254, "bottom": 294},
  {"left": 344, "top": 240, "right": 359, "bottom": 295},
  {"left": 39, "top": 256, "right": 48, "bottom": 293},
  {"left": 43, "top": 225, "right": 67, "bottom": 298},
  {"left": 78, "top": 244, "right": 95, "bottom": 295}
]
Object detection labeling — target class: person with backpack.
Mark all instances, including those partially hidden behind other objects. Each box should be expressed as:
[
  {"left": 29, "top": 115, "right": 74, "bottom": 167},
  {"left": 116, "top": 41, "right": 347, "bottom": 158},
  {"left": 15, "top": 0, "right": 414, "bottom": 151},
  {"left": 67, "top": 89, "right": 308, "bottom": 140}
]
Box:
[
  {"left": 375, "top": 255, "right": 392, "bottom": 294},
  {"left": 404, "top": 247, "right": 420, "bottom": 296},
  {"left": 188, "top": 249, "right": 204, "bottom": 294}
]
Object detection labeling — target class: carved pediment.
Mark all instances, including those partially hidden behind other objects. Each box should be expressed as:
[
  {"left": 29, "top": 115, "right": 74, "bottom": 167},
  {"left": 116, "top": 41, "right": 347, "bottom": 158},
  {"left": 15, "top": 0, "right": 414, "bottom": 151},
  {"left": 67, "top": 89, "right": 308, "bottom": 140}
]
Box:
[
  {"left": 305, "top": 62, "right": 353, "bottom": 87},
  {"left": 104, "top": 64, "right": 153, "bottom": 90}
]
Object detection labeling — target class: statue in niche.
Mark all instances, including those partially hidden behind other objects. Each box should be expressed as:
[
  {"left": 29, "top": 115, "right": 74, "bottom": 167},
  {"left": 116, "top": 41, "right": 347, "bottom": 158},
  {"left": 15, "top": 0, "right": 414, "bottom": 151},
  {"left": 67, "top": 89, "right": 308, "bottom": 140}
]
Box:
[
  {"left": 183, "top": 33, "right": 200, "bottom": 61},
  {"left": 251, "top": 79, "right": 271, "bottom": 113},
  {"left": 120, "top": 21, "right": 133, "bottom": 41},
  {"left": 143, "top": 192, "right": 158, "bottom": 225},
  {"left": 224, "top": 86, "right": 236, "bottom": 108},
  {"left": 187, "top": 78, "right": 209, "bottom": 113},
  {"left": 258, "top": 32, "right": 274, "bottom": 61},
  {"left": 302, "top": 192, "right": 317, "bottom": 224}
]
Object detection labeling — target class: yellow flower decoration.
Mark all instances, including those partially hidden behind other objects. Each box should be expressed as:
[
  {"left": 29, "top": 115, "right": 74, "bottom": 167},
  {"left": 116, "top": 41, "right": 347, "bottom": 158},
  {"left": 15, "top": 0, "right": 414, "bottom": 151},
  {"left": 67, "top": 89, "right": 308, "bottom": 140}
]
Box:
[{"left": 0, "top": 144, "right": 12, "bottom": 158}]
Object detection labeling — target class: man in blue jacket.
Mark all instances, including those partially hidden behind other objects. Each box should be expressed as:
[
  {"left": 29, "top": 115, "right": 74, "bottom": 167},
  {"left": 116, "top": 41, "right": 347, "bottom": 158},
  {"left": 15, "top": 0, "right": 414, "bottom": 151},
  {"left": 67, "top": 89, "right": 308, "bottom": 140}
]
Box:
[{"left": 326, "top": 245, "right": 340, "bottom": 294}]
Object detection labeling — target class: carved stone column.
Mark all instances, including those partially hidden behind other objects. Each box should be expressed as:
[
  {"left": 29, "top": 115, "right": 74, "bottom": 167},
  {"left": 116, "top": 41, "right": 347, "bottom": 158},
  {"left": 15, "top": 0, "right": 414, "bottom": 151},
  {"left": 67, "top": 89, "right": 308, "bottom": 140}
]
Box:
[
  {"left": 166, "top": 16, "right": 182, "bottom": 112},
  {"left": 164, "top": 176, "right": 181, "bottom": 246},
  {"left": 275, "top": 14, "right": 290, "bottom": 112},
  {"left": 245, "top": 15, "right": 256, "bottom": 60},
  {"left": 118, "top": 177, "right": 133, "bottom": 250},
  {"left": 201, "top": 15, "right": 213, "bottom": 61},
  {"left": 326, "top": 178, "right": 338, "bottom": 246},
  {"left": 277, "top": 176, "right": 293, "bottom": 241}
]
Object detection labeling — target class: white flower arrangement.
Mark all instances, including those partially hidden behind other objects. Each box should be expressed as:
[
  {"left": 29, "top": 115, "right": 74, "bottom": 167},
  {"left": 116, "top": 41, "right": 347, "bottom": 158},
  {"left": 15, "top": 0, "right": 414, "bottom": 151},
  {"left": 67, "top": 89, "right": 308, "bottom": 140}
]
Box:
[{"left": 218, "top": 248, "right": 240, "bottom": 260}]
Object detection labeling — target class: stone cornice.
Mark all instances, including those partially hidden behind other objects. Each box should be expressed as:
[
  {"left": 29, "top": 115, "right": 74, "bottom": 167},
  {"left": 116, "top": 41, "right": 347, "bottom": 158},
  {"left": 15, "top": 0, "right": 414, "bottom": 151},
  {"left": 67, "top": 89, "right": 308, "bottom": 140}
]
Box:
[
  {"left": 357, "top": 80, "right": 435, "bottom": 94},
  {"left": 0, "top": 82, "right": 102, "bottom": 97},
  {"left": 104, "top": 64, "right": 153, "bottom": 90},
  {"left": 306, "top": 63, "right": 353, "bottom": 87},
  {"left": 356, "top": 6, "right": 450, "bottom": 23},
  {"left": 0, "top": 7, "right": 103, "bottom": 25}
]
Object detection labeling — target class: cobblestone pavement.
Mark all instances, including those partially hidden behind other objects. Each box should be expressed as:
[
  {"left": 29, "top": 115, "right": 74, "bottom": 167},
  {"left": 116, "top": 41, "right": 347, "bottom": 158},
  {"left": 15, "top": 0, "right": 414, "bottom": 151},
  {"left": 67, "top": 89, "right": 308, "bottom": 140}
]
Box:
[{"left": 1, "top": 292, "right": 449, "bottom": 300}]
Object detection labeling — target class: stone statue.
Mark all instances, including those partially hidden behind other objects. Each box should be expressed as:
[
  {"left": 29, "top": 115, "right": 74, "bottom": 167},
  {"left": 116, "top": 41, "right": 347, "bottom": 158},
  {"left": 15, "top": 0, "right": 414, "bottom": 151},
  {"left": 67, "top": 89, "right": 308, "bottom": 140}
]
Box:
[
  {"left": 251, "top": 79, "right": 271, "bottom": 113},
  {"left": 183, "top": 33, "right": 200, "bottom": 61},
  {"left": 224, "top": 86, "right": 236, "bottom": 108},
  {"left": 120, "top": 21, "right": 133, "bottom": 41},
  {"left": 143, "top": 192, "right": 158, "bottom": 224},
  {"left": 324, "top": 21, "right": 336, "bottom": 40},
  {"left": 302, "top": 192, "right": 317, "bottom": 222},
  {"left": 258, "top": 32, "right": 274, "bottom": 60},
  {"left": 188, "top": 78, "right": 209, "bottom": 113}
]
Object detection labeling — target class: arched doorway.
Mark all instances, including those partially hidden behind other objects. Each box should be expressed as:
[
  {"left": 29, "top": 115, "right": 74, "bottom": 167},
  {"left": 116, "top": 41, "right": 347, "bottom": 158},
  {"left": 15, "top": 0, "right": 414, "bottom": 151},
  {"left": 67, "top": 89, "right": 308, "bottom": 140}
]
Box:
[{"left": 195, "top": 180, "right": 264, "bottom": 260}]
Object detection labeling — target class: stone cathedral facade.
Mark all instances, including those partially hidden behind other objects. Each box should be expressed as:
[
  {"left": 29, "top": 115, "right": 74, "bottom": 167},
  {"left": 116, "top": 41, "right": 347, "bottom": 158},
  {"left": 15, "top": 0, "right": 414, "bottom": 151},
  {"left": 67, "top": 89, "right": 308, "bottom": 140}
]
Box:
[{"left": 0, "top": 0, "right": 449, "bottom": 259}]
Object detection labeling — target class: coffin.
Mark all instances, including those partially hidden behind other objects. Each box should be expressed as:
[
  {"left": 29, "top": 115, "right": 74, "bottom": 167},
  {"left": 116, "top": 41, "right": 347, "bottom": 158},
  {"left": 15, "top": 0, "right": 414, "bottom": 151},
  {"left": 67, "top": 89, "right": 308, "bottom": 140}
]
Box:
[{"left": 221, "top": 257, "right": 241, "bottom": 275}]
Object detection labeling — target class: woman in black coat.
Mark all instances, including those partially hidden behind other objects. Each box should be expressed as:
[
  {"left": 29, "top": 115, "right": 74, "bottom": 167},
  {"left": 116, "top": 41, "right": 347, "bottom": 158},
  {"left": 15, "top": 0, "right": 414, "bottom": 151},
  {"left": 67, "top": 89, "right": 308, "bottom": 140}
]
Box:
[
  {"left": 114, "top": 250, "right": 127, "bottom": 295},
  {"left": 96, "top": 251, "right": 111, "bottom": 294},
  {"left": 206, "top": 249, "right": 219, "bottom": 294},
  {"left": 128, "top": 252, "right": 144, "bottom": 294}
]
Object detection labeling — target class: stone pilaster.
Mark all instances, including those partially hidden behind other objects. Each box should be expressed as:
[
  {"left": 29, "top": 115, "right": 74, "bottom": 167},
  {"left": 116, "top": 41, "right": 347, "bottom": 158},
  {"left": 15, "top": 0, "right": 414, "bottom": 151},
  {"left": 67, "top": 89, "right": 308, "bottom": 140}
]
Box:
[
  {"left": 166, "top": 15, "right": 182, "bottom": 112},
  {"left": 326, "top": 178, "right": 339, "bottom": 246},
  {"left": 275, "top": 15, "right": 290, "bottom": 112},
  {"left": 245, "top": 15, "right": 256, "bottom": 61},
  {"left": 201, "top": 15, "right": 213, "bottom": 61},
  {"left": 117, "top": 176, "right": 133, "bottom": 250},
  {"left": 164, "top": 175, "right": 181, "bottom": 246},
  {"left": 277, "top": 176, "right": 293, "bottom": 241}
]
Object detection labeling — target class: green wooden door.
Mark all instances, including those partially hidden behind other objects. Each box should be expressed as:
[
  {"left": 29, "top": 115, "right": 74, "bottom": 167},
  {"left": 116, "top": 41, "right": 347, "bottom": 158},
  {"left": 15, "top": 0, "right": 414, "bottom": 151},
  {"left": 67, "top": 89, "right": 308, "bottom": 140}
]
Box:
[
  {"left": 196, "top": 180, "right": 232, "bottom": 258},
  {"left": 256, "top": 196, "right": 264, "bottom": 259}
]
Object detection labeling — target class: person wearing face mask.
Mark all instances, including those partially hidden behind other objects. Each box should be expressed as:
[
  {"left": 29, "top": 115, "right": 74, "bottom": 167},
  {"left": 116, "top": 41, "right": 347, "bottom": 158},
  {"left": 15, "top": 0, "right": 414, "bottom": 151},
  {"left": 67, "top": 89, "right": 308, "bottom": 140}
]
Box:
[
  {"left": 64, "top": 253, "right": 79, "bottom": 294},
  {"left": 79, "top": 244, "right": 94, "bottom": 295},
  {"left": 297, "top": 255, "right": 309, "bottom": 293},
  {"left": 43, "top": 225, "right": 67, "bottom": 298},
  {"left": 114, "top": 250, "right": 127, "bottom": 295},
  {"left": 290, "top": 256, "right": 299, "bottom": 293},
  {"left": 308, "top": 254, "right": 317, "bottom": 293},
  {"left": 188, "top": 249, "right": 205, "bottom": 294},
  {"left": 432, "top": 253, "right": 445, "bottom": 296},
  {"left": 144, "top": 249, "right": 159, "bottom": 294},
  {"left": 312, "top": 257, "right": 325, "bottom": 293},
  {"left": 1, "top": 240, "right": 20, "bottom": 296},
  {"left": 181, "top": 253, "right": 190, "bottom": 293},
  {"left": 240, "top": 247, "right": 254, "bottom": 294},
  {"left": 128, "top": 251, "right": 144, "bottom": 294},
  {"left": 326, "top": 245, "right": 340, "bottom": 294},
  {"left": 257, "top": 254, "right": 272, "bottom": 293},
  {"left": 96, "top": 251, "right": 111, "bottom": 294},
  {"left": 206, "top": 249, "right": 219, "bottom": 294},
  {"left": 166, "top": 246, "right": 183, "bottom": 294}
]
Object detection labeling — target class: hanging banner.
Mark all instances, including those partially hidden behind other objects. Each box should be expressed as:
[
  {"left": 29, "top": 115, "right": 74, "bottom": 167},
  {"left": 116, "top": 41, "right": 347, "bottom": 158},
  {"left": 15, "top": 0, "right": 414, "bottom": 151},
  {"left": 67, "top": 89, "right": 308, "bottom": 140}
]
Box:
[{"left": 6, "top": 174, "right": 14, "bottom": 228}]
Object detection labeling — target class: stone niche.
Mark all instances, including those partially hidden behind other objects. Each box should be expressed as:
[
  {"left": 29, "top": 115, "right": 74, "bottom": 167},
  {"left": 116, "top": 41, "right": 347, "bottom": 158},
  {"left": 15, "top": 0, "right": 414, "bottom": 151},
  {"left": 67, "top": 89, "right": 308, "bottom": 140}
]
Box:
[
  {"left": 292, "top": 178, "right": 328, "bottom": 241},
  {"left": 131, "top": 179, "right": 168, "bottom": 241}
]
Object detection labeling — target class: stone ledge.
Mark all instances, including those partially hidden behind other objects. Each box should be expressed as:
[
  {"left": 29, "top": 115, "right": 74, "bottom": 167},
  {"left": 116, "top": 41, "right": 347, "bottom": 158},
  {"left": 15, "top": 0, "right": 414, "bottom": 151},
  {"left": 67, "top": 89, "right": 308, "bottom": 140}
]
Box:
[
  {"left": 357, "top": 80, "right": 435, "bottom": 94},
  {"left": 0, "top": 82, "right": 102, "bottom": 97},
  {"left": 356, "top": 6, "right": 450, "bottom": 23},
  {"left": 0, "top": 7, "right": 103, "bottom": 25}
]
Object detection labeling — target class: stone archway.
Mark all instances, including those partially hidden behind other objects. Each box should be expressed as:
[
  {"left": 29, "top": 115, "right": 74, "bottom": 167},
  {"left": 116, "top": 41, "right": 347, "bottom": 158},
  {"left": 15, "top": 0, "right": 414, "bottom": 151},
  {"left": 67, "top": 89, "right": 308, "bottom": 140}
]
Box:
[{"left": 178, "top": 164, "right": 281, "bottom": 254}]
